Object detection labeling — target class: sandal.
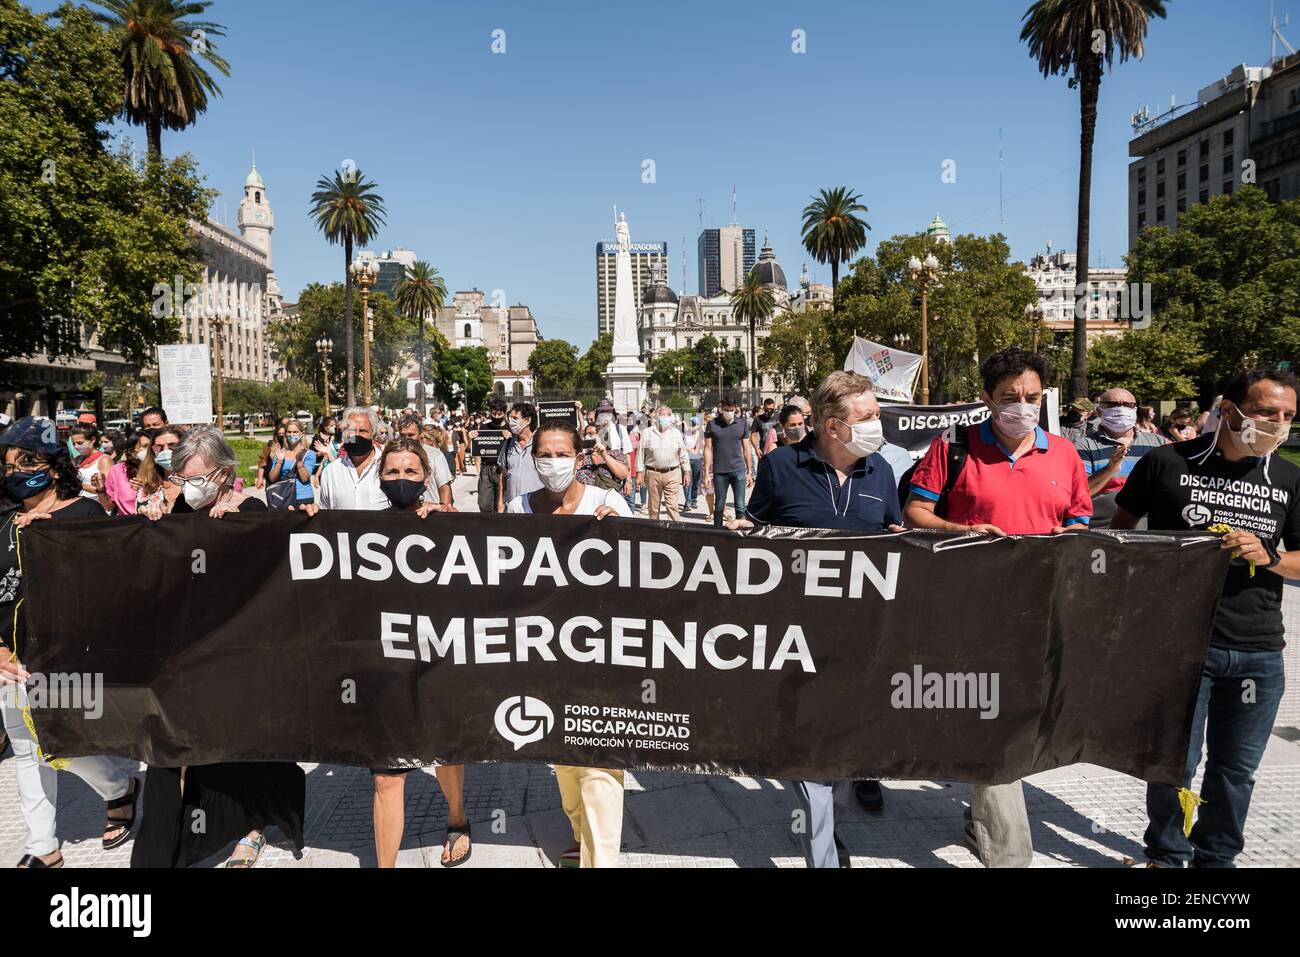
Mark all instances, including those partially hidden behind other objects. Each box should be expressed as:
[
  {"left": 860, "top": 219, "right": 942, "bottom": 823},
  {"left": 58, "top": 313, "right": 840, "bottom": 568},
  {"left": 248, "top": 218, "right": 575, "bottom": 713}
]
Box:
[
  {"left": 221, "top": 832, "right": 266, "bottom": 868},
  {"left": 442, "top": 821, "right": 472, "bottom": 868},
  {"left": 103, "top": 776, "right": 140, "bottom": 850},
  {"left": 558, "top": 843, "right": 581, "bottom": 869},
  {"left": 17, "top": 852, "right": 64, "bottom": 868}
]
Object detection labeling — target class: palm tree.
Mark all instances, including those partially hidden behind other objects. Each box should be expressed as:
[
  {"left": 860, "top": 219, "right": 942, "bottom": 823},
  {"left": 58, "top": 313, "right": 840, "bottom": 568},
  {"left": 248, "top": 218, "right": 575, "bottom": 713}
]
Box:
[
  {"left": 1021, "top": 0, "right": 1168, "bottom": 398},
  {"left": 94, "top": 1, "right": 231, "bottom": 159},
  {"left": 800, "top": 187, "right": 870, "bottom": 311},
  {"left": 308, "top": 169, "right": 386, "bottom": 407},
  {"left": 730, "top": 273, "right": 776, "bottom": 397},
  {"left": 393, "top": 261, "right": 448, "bottom": 415}
]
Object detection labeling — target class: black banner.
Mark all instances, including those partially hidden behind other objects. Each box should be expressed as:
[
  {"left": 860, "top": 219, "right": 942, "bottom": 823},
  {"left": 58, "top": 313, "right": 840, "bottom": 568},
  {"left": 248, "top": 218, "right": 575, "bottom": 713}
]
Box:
[
  {"left": 470, "top": 431, "right": 505, "bottom": 458},
  {"left": 20, "top": 514, "right": 1227, "bottom": 785},
  {"left": 537, "top": 400, "right": 580, "bottom": 427},
  {"left": 880, "top": 401, "right": 991, "bottom": 455}
]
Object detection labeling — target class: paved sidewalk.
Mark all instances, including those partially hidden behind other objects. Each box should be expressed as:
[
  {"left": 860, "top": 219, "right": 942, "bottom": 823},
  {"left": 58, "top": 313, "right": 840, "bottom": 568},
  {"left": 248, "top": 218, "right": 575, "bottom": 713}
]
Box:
[{"left": 3, "top": 740, "right": 1297, "bottom": 868}]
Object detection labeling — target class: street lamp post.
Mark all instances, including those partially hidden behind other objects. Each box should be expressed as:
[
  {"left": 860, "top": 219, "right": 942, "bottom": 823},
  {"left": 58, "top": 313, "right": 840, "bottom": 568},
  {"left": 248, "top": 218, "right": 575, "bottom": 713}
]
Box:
[
  {"left": 714, "top": 344, "right": 726, "bottom": 404},
  {"left": 212, "top": 316, "right": 225, "bottom": 428},
  {"left": 674, "top": 364, "right": 683, "bottom": 391},
  {"left": 1025, "top": 303, "right": 1045, "bottom": 353},
  {"left": 316, "top": 336, "right": 334, "bottom": 415},
  {"left": 350, "top": 258, "right": 380, "bottom": 406},
  {"left": 908, "top": 252, "right": 941, "bottom": 404}
]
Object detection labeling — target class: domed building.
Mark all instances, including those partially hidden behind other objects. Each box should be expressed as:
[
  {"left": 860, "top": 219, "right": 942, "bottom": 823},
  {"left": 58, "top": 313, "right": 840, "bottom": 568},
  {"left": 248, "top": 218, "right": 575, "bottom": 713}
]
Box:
[
  {"left": 926, "top": 212, "right": 950, "bottom": 246},
  {"left": 638, "top": 234, "right": 791, "bottom": 397}
]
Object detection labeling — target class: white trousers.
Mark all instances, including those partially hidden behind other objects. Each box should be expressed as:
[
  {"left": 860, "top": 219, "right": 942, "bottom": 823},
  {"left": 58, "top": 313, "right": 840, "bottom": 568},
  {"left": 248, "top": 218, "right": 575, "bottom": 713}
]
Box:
[{"left": 1, "top": 683, "right": 130, "bottom": 857}]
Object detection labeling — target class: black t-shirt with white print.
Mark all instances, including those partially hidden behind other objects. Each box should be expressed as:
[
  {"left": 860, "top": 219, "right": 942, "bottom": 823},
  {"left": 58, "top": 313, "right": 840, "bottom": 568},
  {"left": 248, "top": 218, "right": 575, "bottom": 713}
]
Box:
[{"left": 1115, "top": 434, "right": 1300, "bottom": 651}]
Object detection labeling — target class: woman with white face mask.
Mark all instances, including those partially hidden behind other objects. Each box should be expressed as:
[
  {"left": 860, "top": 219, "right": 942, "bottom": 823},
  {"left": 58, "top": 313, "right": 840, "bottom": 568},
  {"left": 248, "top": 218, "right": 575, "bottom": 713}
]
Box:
[
  {"left": 136, "top": 426, "right": 306, "bottom": 868},
  {"left": 503, "top": 420, "right": 629, "bottom": 868},
  {"left": 505, "top": 421, "right": 632, "bottom": 520}
]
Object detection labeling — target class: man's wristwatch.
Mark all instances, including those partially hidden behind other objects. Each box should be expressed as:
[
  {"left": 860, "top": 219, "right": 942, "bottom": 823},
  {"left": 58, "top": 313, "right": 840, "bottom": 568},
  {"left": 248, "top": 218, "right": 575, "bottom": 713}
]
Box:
[{"left": 1261, "top": 540, "right": 1282, "bottom": 569}]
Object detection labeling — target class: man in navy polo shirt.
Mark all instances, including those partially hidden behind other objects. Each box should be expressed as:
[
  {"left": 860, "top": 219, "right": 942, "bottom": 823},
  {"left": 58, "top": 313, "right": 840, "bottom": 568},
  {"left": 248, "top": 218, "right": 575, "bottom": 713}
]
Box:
[{"left": 734, "top": 370, "right": 902, "bottom": 868}]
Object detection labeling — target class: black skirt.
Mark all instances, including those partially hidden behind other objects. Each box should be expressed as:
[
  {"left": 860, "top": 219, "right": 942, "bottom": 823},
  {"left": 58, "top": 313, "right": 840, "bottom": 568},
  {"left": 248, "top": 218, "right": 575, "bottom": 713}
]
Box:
[{"left": 130, "top": 762, "right": 305, "bottom": 868}]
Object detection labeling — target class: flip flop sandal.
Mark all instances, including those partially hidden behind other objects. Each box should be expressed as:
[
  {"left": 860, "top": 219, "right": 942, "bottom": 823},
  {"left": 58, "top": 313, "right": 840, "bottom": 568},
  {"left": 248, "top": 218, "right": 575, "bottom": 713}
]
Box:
[
  {"left": 222, "top": 833, "right": 266, "bottom": 868},
  {"left": 442, "top": 822, "right": 472, "bottom": 868},
  {"left": 17, "top": 852, "right": 63, "bottom": 868},
  {"left": 103, "top": 777, "right": 140, "bottom": 850},
  {"left": 558, "top": 844, "right": 581, "bottom": 869}
]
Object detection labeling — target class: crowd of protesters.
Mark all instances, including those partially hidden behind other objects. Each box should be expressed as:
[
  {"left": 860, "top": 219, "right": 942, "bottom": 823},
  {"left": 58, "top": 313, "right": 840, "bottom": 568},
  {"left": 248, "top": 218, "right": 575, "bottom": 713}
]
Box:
[{"left": 0, "top": 351, "right": 1295, "bottom": 871}]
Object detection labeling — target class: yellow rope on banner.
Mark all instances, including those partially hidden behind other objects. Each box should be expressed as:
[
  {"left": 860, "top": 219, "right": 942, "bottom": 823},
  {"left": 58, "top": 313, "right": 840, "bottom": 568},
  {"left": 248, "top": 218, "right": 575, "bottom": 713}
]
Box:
[
  {"left": 9, "top": 522, "right": 67, "bottom": 770},
  {"left": 1207, "top": 523, "right": 1255, "bottom": 577},
  {"left": 1178, "top": 787, "right": 1204, "bottom": 838}
]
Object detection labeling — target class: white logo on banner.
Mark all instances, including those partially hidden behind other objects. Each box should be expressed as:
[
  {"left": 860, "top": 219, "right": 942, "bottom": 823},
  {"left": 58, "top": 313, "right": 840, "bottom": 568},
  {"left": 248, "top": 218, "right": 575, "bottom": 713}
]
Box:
[
  {"left": 494, "top": 695, "right": 555, "bottom": 750},
  {"left": 1182, "top": 503, "right": 1212, "bottom": 527}
]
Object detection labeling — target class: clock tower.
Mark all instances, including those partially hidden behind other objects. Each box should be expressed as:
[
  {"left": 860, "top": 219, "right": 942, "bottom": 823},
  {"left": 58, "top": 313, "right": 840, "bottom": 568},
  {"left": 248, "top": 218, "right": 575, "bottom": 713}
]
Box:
[{"left": 237, "top": 162, "right": 275, "bottom": 266}]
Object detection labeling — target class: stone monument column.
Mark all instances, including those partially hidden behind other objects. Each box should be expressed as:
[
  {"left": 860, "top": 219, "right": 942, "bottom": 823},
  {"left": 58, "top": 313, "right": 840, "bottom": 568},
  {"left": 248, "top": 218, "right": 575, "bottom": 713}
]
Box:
[{"left": 604, "top": 210, "right": 648, "bottom": 413}]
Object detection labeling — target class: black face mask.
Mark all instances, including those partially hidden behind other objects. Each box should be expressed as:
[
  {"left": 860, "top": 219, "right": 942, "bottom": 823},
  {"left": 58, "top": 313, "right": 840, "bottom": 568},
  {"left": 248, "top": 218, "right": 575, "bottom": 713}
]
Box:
[
  {"left": 343, "top": 437, "right": 373, "bottom": 461},
  {"left": 4, "top": 468, "right": 53, "bottom": 500},
  {"left": 380, "top": 478, "right": 424, "bottom": 510}
]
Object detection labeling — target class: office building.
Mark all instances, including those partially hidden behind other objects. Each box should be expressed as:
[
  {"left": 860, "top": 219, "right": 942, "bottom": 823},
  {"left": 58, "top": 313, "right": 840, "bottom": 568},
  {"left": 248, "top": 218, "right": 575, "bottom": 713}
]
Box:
[
  {"left": 596, "top": 238, "right": 668, "bottom": 337},
  {"left": 697, "top": 225, "right": 756, "bottom": 297},
  {"left": 1128, "top": 55, "right": 1300, "bottom": 247}
]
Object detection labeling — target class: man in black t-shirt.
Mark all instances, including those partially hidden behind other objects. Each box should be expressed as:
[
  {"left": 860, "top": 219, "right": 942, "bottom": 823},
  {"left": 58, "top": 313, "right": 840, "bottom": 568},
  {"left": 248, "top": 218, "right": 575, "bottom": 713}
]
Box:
[
  {"left": 1113, "top": 368, "right": 1299, "bottom": 868},
  {"left": 471, "top": 398, "right": 510, "bottom": 512}
]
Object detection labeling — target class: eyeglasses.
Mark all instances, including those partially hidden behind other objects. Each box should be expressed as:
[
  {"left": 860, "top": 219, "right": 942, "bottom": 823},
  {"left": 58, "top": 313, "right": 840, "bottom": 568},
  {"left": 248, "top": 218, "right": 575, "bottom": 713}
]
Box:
[
  {"left": 1100, "top": 401, "right": 1137, "bottom": 409},
  {"left": 1, "top": 461, "right": 46, "bottom": 476},
  {"left": 165, "top": 467, "right": 224, "bottom": 489}
]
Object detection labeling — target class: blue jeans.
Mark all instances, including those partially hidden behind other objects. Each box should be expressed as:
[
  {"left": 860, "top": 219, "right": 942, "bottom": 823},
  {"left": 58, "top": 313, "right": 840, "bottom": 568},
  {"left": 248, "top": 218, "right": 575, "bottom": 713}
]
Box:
[
  {"left": 712, "top": 470, "right": 745, "bottom": 527},
  {"left": 1145, "top": 645, "right": 1285, "bottom": 868},
  {"left": 687, "top": 456, "right": 702, "bottom": 507}
]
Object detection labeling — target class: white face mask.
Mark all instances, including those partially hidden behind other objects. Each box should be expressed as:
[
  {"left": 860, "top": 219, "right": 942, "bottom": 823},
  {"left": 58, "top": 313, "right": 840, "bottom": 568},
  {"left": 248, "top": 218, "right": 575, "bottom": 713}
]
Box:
[
  {"left": 1226, "top": 404, "right": 1289, "bottom": 457},
  {"left": 134, "top": 450, "right": 148, "bottom": 463},
  {"left": 835, "top": 418, "right": 884, "bottom": 458},
  {"left": 720, "top": 410, "right": 735, "bottom": 424},
  {"left": 535, "top": 456, "right": 576, "bottom": 493},
  {"left": 508, "top": 417, "right": 528, "bottom": 436},
  {"left": 183, "top": 472, "right": 225, "bottom": 510},
  {"left": 991, "top": 401, "right": 1040, "bottom": 439},
  {"left": 658, "top": 416, "right": 673, "bottom": 430},
  {"left": 1098, "top": 406, "right": 1137, "bottom": 433}
]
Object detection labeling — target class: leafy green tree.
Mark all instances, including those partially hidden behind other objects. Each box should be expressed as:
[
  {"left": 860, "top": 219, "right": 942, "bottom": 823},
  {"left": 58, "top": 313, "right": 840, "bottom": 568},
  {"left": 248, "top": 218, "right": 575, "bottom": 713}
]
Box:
[
  {"left": 93, "top": 0, "right": 230, "bottom": 159},
  {"left": 1020, "top": 0, "right": 1169, "bottom": 398},
  {"left": 759, "top": 309, "right": 837, "bottom": 397},
  {"left": 691, "top": 335, "right": 747, "bottom": 394},
  {"left": 392, "top": 260, "right": 447, "bottom": 413},
  {"left": 1127, "top": 186, "right": 1300, "bottom": 401},
  {"left": 272, "top": 283, "right": 412, "bottom": 408},
  {"left": 648, "top": 347, "right": 701, "bottom": 390},
  {"left": 435, "top": 346, "right": 494, "bottom": 410},
  {"left": 576, "top": 333, "right": 613, "bottom": 390},
  {"left": 730, "top": 272, "right": 776, "bottom": 392},
  {"left": 1086, "top": 325, "right": 1199, "bottom": 399},
  {"left": 528, "top": 338, "right": 580, "bottom": 392},
  {"left": 834, "top": 232, "right": 1039, "bottom": 402},
  {"left": 219, "top": 378, "right": 270, "bottom": 419},
  {"left": 0, "top": 0, "right": 211, "bottom": 376},
  {"left": 801, "top": 186, "right": 870, "bottom": 310},
  {"left": 308, "top": 168, "right": 386, "bottom": 407}
]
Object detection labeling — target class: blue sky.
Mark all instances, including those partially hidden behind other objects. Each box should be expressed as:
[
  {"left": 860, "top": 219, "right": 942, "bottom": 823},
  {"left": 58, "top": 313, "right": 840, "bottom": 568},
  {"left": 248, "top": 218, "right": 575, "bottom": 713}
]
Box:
[{"left": 38, "top": 0, "right": 1286, "bottom": 347}]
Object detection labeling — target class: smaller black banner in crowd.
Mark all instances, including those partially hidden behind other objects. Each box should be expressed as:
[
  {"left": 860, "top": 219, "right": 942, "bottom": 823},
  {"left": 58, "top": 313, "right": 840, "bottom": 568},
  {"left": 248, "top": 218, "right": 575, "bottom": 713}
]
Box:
[
  {"left": 537, "top": 401, "right": 580, "bottom": 427},
  {"left": 471, "top": 432, "right": 506, "bottom": 458},
  {"left": 879, "top": 401, "right": 991, "bottom": 455}
]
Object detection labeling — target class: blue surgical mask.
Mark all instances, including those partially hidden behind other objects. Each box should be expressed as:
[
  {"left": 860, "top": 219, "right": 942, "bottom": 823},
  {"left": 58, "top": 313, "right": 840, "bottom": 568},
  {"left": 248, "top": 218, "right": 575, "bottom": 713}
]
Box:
[{"left": 154, "top": 449, "right": 173, "bottom": 471}]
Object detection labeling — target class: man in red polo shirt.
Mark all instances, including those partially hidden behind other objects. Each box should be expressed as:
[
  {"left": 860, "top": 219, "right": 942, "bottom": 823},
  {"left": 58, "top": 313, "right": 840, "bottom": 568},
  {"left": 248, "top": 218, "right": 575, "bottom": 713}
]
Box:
[{"left": 904, "top": 347, "right": 1091, "bottom": 867}]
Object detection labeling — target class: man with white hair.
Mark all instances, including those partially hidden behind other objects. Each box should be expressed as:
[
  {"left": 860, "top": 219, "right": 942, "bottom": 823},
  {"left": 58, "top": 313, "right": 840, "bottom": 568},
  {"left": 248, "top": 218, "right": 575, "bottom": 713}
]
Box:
[
  {"left": 317, "top": 407, "right": 389, "bottom": 510},
  {"left": 1072, "top": 386, "right": 1168, "bottom": 528},
  {"left": 636, "top": 405, "right": 690, "bottom": 522}
]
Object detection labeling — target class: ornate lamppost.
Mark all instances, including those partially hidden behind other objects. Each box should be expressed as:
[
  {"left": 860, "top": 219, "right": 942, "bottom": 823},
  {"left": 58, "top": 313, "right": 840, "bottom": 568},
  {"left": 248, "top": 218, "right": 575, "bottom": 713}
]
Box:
[
  {"left": 349, "top": 258, "right": 380, "bottom": 405},
  {"left": 907, "top": 252, "right": 942, "bottom": 404},
  {"left": 1025, "top": 302, "right": 1045, "bottom": 353},
  {"left": 316, "top": 336, "right": 334, "bottom": 414}
]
